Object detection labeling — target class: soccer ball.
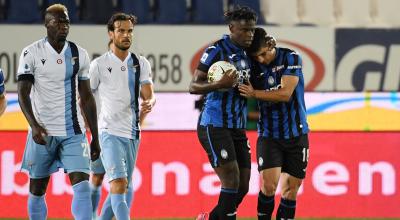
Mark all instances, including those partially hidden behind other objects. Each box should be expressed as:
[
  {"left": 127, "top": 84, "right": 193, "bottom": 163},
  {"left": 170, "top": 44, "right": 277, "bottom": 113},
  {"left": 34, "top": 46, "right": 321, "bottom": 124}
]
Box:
[{"left": 207, "top": 61, "right": 237, "bottom": 83}]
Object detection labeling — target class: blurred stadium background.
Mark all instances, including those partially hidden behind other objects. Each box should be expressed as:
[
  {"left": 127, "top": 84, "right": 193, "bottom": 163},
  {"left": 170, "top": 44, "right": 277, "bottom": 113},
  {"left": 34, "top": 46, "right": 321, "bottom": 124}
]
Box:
[{"left": 0, "top": 0, "right": 399, "bottom": 219}]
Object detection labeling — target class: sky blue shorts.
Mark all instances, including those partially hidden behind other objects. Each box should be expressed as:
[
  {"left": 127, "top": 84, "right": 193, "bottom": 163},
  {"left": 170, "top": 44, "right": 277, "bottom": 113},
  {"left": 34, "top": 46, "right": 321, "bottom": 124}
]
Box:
[
  {"left": 99, "top": 132, "right": 139, "bottom": 187},
  {"left": 21, "top": 131, "right": 90, "bottom": 179}
]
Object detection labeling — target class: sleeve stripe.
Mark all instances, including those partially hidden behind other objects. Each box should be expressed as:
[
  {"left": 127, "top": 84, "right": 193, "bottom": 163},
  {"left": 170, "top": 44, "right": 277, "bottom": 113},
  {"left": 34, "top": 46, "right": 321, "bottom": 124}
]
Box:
[
  {"left": 17, "top": 74, "right": 34, "bottom": 83},
  {"left": 78, "top": 76, "right": 89, "bottom": 80},
  {"left": 140, "top": 79, "right": 153, "bottom": 85}
]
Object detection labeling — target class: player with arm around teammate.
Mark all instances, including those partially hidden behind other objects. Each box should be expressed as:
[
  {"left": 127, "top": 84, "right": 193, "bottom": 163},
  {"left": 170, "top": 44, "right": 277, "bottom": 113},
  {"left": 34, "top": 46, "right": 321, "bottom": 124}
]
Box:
[
  {"left": 17, "top": 4, "right": 100, "bottom": 220},
  {"left": 238, "top": 27, "right": 310, "bottom": 220},
  {"left": 89, "top": 12, "right": 155, "bottom": 220},
  {"left": 189, "top": 6, "right": 257, "bottom": 220}
]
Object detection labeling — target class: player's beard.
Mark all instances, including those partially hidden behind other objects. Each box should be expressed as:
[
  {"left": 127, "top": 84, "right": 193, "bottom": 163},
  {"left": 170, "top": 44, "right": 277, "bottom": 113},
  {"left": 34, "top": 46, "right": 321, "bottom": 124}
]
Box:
[{"left": 115, "top": 42, "right": 130, "bottom": 51}]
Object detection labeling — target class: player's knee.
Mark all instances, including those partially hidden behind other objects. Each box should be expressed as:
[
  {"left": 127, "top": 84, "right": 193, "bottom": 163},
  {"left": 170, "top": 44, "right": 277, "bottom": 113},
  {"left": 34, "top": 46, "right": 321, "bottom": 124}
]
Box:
[
  {"left": 282, "top": 181, "right": 302, "bottom": 200},
  {"left": 110, "top": 178, "right": 128, "bottom": 194},
  {"left": 261, "top": 181, "right": 277, "bottom": 196},
  {"left": 29, "top": 177, "right": 50, "bottom": 196},
  {"left": 69, "top": 172, "right": 90, "bottom": 185},
  {"left": 221, "top": 172, "right": 240, "bottom": 189},
  {"left": 217, "top": 161, "right": 240, "bottom": 188},
  {"left": 91, "top": 173, "right": 105, "bottom": 186}
]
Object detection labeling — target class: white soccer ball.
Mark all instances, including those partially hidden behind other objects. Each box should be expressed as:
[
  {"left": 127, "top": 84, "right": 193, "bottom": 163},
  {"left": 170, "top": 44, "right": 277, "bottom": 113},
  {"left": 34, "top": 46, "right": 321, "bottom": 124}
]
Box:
[{"left": 207, "top": 61, "right": 237, "bottom": 83}]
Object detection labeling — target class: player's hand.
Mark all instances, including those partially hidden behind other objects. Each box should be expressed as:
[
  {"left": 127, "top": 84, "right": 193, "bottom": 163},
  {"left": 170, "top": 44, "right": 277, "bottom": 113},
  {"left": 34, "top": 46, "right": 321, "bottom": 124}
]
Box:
[
  {"left": 238, "top": 81, "right": 256, "bottom": 98},
  {"left": 90, "top": 138, "right": 101, "bottom": 161},
  {"left": 140, "top": 100, "right": 154, "bottom": 114},
  {"left": 217, "top": 69, "right": 237, "bottom": 89},
  {"left": 31, "top": 124, "right": 48, "bottom": 145},
  {"left": 266, "top": 35, "right": 277, "bottom": 49}
]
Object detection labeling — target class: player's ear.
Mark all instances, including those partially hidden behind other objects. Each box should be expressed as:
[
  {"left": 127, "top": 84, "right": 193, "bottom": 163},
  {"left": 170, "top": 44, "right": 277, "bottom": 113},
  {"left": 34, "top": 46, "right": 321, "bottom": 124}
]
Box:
[
  {"left": 228, "top": 23, "right": 234, "bottom": 33},
  {"left": 108, "top": 31, "right": 113, "bottom": 40}
]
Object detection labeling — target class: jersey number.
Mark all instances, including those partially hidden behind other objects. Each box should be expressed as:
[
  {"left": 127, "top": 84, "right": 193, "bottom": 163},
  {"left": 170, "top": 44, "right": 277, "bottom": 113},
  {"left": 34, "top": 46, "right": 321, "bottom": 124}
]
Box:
[
  {"left": 302, "top": 148, "right": 309, "bottom": 162},
  {"left": 81, "top": 141, "right": 90, "bottom": 158}
]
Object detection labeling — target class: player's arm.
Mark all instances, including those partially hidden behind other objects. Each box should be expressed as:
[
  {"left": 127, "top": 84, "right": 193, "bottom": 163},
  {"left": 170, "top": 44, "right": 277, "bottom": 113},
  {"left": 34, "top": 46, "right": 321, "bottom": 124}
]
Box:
[
  {"left": 18, "top": 78, "right": 48, "bottom": 144},
  {"left": 239, "top": 52, "right": 302, "bottom": 102},
  {"left": 17, "top": 50, "right": 47, "bottom": 144},
  {"left": 239, "top": 75, "right": 299, "bottom": 102},
  {"left": 0, "top": 94, "right": 6, "bottom": 117},
  {"left": 139, "top": 83, "right": 155, "bottom": 126},
  {"left": 189, "top": 68, "right": 236, "bottom": 94},
  {"left": 138, "top": 57, "right": 156, "bottom": 126},
  {"left": 0, "top": 70, "right": 6, "bottom": 116},
  {"left": 189, "top": 45, "right": 237, "bottom": 94},
  {"left": 78, "top": 79, "right": 100, "bottom": 160},
  {"left": 78, "top": 52, "right": 100, "bottom": 161}
]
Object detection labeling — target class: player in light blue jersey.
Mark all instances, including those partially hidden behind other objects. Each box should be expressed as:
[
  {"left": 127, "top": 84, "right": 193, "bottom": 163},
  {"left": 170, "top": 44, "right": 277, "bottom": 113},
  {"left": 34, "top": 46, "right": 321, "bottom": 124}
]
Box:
[
  {"left": 17, "top": 4, "right": 100, "bottom": 220},
  {"left": 190, "top": 6, "right": 257, "bottom": 220},
  {"left": 0, "top": 68, "right": 6, "bottom": 116},
  {"left": 89, "top": 12, "right": 155, "bottom": 220},
  {"left": 239, "top": 27, "right": 310, "bottom": 220}
]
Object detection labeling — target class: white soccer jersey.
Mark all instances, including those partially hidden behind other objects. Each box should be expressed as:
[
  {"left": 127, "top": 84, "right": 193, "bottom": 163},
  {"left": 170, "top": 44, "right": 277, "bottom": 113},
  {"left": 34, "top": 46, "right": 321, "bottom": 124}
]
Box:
[
  {"left": 90, "top": 51, "right": 152, "bottom": 139},
  {"left": 17, "top": 38, "right": 90, "bottom": 136}
]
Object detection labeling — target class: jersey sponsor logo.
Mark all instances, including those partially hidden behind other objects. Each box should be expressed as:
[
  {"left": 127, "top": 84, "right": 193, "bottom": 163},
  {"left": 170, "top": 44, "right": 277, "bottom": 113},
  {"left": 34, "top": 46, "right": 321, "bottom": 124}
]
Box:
[
  {"left": 121, "top": 66, "right": 126, "bottom": 71},
  {"left": 287, "top": 65, "right": 302, "bottom": 69},
  {"left": 272, "top": 65, "right": 284, "bottom": 72},
  {"left": 56, "top": 59, "right": 62, "bottom": 64}
]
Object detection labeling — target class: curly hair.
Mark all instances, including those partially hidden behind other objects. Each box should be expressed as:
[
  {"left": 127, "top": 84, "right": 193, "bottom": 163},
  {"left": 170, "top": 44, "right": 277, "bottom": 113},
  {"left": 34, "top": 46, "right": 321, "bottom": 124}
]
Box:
[
  {"left": 107, "top": 12, "right": 138, "bottom": 32},
  {"left": 246, "top": 27, "right": 276, "bottom": 55},
  {"left": 224, "top": 5, "right": 258, "bottom": 23}
]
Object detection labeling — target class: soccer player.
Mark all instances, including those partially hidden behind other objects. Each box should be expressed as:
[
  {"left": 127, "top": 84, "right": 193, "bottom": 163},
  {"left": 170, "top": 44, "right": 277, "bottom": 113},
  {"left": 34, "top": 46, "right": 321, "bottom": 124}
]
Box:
[
  {"left": 17, "top": 4, "right": 100, "bottom": 220},
  {"left": 238, "top": 27, "right": 310, "bottom": 220},
  {"left": 189, "top": 6, "right": 257, "bottom": 220},
  {"left": 89, "top": 12, "right": 155, "bottom": 220},
  {"left": 0, "top": 68, "right": 6, "bottom": 116}
]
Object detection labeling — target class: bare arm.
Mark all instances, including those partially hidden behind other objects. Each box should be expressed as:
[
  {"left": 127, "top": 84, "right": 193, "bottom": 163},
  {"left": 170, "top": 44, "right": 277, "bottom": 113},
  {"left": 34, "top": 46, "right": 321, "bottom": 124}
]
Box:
[
  {"left": 239, "top": 75, "right": 299, "bottom": 102},
  {"left": 139, "top": 83, "right": 156, "bottom": 126},
  {"left": 0, "top": 94, "right": 6, "bottom": 116},
  {"left": 189, "top": 69, "right": 237, "bottom": 94},
  {"left": 18, "top": 80, "right": 47, "bottom": 144},
  {"left": 78, "top": 79, "right": 100, "bottom": 161}
]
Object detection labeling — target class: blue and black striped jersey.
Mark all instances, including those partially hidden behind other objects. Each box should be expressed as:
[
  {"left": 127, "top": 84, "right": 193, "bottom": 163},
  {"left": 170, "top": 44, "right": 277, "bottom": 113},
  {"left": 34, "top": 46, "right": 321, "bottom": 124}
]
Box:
[
  {"left": 250, "top": 47, "right": 309, "bottom": 139},
  {"left": 197, "top": 35, "right": 252, "bottom": 129}
]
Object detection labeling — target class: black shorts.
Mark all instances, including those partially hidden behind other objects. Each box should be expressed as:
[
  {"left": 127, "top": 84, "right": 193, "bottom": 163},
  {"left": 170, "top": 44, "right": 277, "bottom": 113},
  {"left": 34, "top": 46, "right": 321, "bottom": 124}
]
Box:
[
  {"left": 257, "top": 134, "right": 309, "bottom": 179},
  {"left": 197, "top": 125, "right": 251, "bottom": 169}
]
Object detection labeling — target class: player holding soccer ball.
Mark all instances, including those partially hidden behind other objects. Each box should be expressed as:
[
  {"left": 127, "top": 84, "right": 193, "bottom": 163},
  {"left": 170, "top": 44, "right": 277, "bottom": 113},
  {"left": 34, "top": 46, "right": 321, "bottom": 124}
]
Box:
[
  {"left": 189, "top": 5, "right": 257, "bottom": 220},
  {"left": 239, "top": 27, "right": 310, "bottom": 220},
  {"left": 0, "top": 68, "right": 6, "bottom": 116}
]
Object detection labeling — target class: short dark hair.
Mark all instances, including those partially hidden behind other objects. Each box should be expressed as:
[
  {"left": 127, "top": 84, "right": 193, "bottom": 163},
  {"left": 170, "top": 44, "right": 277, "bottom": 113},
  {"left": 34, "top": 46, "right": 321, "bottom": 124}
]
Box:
[
  {"left": 224, "top": 5, "right": 258, "bottom": 23},
  {"left": 246, "top": 27, "right": 270, "bottom": 55},
  {"left": 107, "top": 12, "right": 137, "bottom": 32}
]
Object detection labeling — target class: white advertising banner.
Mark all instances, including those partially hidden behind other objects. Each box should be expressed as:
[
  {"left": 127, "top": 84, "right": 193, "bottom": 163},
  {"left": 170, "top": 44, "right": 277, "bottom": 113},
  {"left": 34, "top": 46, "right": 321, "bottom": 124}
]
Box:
[{"left": 0, "top": 25, "right": 333, "bottom": 92}]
